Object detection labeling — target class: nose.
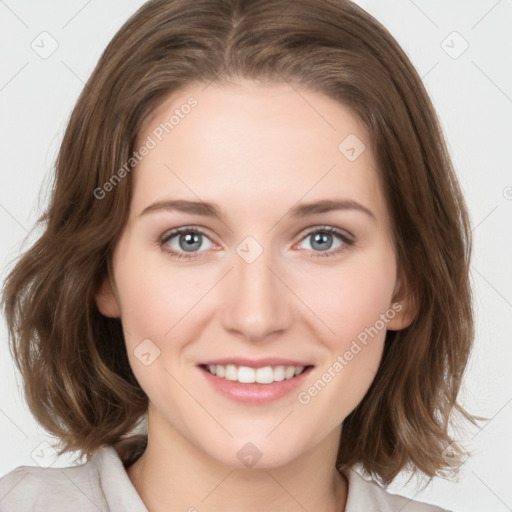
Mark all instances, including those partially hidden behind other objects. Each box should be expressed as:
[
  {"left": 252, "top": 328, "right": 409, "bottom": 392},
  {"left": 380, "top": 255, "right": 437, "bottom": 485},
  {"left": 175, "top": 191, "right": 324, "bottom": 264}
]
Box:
[{"left": 219, "top": 242, "right": 294, "bottom": 343}]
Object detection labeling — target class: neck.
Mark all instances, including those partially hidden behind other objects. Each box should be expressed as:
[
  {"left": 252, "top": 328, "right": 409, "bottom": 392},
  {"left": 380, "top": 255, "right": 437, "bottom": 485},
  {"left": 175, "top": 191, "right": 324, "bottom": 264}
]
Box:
[{"left": 126, "top": 411, "right": 347, "bottom": 512}]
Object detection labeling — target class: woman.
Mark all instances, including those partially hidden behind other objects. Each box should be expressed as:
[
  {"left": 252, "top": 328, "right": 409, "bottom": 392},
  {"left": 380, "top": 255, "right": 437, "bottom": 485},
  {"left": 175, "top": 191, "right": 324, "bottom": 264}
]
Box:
[{"left": 0, "top": 0, "right": 474, "bottom": 510}]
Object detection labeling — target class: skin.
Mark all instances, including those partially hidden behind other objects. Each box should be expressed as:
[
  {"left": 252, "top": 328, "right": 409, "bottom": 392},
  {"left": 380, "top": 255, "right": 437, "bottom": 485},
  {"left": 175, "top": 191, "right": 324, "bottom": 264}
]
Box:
[{"left": 96, "top": 79, "right": 415, "bottom": 512}]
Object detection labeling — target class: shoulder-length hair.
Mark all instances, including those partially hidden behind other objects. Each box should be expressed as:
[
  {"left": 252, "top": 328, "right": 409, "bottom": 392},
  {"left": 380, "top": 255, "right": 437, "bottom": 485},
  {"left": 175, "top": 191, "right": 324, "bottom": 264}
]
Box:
[{"left": 2, "top": 0, "right": 474, "bottom": 484}]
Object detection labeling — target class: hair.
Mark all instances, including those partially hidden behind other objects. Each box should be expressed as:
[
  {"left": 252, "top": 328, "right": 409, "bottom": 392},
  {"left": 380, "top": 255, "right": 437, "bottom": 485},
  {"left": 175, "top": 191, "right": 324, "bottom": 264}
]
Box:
[{"left": 2, "top": 0, "right": 475, "bottom": 484}]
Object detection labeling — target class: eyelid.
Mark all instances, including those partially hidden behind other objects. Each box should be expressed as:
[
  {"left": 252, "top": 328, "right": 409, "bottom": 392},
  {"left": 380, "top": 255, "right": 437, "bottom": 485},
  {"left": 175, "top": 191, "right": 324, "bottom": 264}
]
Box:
[
  {"left": 160, "top": 225, "right": 218, "bottom": 244},
  {"left": 298, "top": 224, "right": 355, "bottom": 243}
]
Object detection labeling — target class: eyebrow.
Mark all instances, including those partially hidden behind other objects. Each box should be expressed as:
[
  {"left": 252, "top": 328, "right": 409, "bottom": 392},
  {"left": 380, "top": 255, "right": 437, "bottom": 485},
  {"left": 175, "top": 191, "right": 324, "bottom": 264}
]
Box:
[{"left": 138, "top": 198, "right": 375, "bottom": 220}]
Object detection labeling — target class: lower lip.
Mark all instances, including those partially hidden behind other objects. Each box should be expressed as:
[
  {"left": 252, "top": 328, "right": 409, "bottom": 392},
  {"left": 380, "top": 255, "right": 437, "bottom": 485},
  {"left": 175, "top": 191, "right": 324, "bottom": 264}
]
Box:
[{"left": 199, "top": 366, "right": 314, "bottom": 405}]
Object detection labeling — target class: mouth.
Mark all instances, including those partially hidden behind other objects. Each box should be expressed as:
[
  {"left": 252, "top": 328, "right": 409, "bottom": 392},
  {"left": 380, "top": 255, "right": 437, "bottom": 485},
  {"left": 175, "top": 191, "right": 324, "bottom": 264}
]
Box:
[
  {"left": 197, "top": 360, "right": 315, "bottom": 404},
  {"left": 199, "top": 363, "right": 313, "bottom": 384}
]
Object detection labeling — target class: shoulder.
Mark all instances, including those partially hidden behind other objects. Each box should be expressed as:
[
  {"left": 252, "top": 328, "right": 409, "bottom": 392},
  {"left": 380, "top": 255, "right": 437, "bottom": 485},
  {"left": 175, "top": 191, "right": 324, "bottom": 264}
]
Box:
[
  {"left": 0, "top": 444, "right": 147, "bottom": 512},
  {"left": 0, "top": 456, "right": 104, "bottom": 512},
  {"left": 342, "top": 467, "right": 452, "bottom": 512},
  {"left": 0, "top": 448, "right": 111, "bottom": 512}
]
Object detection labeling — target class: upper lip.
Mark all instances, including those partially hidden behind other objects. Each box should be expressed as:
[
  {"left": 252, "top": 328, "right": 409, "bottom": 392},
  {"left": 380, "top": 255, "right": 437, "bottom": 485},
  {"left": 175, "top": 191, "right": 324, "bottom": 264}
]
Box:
[{"left": 198, "top": 357, "right": 314, "bottom": 368}]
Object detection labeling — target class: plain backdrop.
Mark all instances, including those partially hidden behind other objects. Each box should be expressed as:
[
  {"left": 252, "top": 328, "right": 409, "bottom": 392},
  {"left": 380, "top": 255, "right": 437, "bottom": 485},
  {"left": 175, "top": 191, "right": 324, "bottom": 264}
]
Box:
[{"left": 0, "top": 1, "right": 511, "bottom": 511}]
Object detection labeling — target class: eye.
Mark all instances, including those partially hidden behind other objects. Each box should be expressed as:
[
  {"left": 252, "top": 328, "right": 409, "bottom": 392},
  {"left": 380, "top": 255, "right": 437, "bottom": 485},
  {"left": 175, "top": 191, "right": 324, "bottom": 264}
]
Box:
[
  {"left": 159, "top": 227, "right": 215, "bottom": 260},
  {"left": 296, "top": 226, "right": 354, "bottom": 258}
]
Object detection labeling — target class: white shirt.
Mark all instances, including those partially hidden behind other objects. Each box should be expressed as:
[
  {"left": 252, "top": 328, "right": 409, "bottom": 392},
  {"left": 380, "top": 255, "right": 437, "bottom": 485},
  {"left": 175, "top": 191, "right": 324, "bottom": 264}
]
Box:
[{"left": 0, "top": 437, "right": 450, "bottom": 511}]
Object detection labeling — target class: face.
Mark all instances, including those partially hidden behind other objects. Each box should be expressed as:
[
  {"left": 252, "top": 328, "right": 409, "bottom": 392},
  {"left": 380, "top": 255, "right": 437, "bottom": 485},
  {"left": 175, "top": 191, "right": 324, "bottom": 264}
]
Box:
[{"left": 97, "top": 79, "right": 414, "bottom": 469}]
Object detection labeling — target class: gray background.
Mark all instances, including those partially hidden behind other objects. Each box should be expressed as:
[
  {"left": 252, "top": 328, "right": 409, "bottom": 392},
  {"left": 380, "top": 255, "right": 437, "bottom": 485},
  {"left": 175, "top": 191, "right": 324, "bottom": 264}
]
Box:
[{"left": 1, "top": 1, "right": 511, "bottom": 511}]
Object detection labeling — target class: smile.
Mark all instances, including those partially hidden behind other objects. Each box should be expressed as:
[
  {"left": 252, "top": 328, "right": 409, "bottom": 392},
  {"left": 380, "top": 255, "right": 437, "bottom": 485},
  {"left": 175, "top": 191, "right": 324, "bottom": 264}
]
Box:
[{"left": 203, "top": 364, "right": 308, "bottom": 384}]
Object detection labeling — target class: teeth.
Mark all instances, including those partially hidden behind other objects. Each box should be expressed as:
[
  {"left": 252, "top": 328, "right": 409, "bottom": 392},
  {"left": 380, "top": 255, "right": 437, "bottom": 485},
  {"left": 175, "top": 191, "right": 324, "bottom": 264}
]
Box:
[
  {"left": 285, "top": 366, "right": 296, "bottom": 379},
  {"left": 205, "top": 364, "right": 306, "bottom": 384},
  {"left": 225, "top": 364, "right": 237, "bottom": 381}
]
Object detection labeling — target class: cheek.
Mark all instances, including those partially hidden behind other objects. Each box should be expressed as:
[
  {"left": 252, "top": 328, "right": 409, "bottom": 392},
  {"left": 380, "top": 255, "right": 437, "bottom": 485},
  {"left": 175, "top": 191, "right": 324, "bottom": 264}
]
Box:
[
  {"left": 296, "top": 252, "right": 396, "bottom": 418},
  {"left": 113, "top": 246, "right": 206, "bottom": 353},
  {"left": 308, "top": 253, "right": 397, "bottom": 348},
  {"left": 114, "top": 253, "right": 202, "bottom": 409}
]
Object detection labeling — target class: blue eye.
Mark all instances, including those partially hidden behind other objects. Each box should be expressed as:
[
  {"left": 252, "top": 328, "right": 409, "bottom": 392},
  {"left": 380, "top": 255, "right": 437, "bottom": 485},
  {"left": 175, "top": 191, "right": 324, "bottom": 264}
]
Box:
[
  {"left": 160, "top": 227, "right": 214, "bottom": 260},
  {"left": 297, "top": 227, "right": 354, "bottom": 258}
]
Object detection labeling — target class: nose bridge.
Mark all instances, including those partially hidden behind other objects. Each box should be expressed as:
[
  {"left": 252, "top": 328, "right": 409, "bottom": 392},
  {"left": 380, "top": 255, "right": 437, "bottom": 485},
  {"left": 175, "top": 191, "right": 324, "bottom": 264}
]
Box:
[{"left": 219, "top": 236, "right": 292, "bottom": 341}]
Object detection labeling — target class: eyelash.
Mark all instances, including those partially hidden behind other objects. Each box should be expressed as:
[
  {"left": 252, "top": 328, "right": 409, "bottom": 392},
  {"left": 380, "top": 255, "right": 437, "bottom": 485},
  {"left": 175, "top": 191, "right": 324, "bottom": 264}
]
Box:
[{"left": 158, "top": 225, "right": 355, "bottom": 261}]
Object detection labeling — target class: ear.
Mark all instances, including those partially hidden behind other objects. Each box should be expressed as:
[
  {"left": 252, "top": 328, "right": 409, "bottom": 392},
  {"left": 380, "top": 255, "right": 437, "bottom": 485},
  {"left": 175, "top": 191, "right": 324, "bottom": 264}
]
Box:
[
  {"left": 386, "top": 273, "right": 418, "bottom": 331},
  {"left": 95, "top": 276, "right": 121, "bottom": 318}
]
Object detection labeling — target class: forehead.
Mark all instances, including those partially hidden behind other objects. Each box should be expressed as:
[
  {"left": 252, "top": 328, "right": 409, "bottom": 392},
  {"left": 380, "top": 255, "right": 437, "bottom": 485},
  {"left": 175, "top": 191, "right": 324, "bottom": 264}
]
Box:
[{"left": 131, "top": 80, "right": 386, "bottom": 223}]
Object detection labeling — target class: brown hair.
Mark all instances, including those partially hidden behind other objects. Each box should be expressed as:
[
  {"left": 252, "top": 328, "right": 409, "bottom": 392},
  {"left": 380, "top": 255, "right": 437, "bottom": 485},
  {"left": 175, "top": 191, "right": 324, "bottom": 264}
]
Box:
[{"left": 2, "top": 0, "right": 475, "bottom": 484}]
